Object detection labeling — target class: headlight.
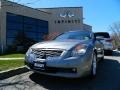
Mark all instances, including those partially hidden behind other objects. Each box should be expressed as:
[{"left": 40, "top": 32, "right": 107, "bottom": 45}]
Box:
[
  {"left": 25, "top": 48, "right": 35, "bottom": 63},
  {"left": 72, "top": 44, "right": 87, "bottom": 56},
  {"left": 26, "top": 48, "right": 32, "bottom": 56}
]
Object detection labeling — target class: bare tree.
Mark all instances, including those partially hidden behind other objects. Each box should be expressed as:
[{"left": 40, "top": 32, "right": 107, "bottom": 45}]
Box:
[{"left": 109, "top": 21, "right": 120, "bottom": 48}]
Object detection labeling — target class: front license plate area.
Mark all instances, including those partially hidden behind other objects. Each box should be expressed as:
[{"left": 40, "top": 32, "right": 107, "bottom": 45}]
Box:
[{"left": 34, "top": 62, "right": 46, "bottom": 70}]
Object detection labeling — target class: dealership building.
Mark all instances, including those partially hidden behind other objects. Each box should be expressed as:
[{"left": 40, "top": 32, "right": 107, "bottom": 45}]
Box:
[{"left": 0, "top": 0, "right": 92, "bottom": 53}]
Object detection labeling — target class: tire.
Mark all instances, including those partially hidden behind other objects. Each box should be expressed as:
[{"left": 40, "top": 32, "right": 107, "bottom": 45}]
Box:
[{"left": 90, "top": 52, "right": 97, "bottom": 77}]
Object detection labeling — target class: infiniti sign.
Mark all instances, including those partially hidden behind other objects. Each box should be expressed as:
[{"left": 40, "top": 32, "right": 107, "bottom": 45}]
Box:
[{"left": 60, "top": 10, "right": 75, "bottom": 18}]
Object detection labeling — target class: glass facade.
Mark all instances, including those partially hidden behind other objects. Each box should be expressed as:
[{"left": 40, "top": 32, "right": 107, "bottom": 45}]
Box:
[{"left": 6, "top": 12, "right": 48, "bottom": 50}]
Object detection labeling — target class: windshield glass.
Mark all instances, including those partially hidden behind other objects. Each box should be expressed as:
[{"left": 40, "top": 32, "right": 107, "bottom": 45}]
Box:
[{"left": 55, "top": 31, "right": 91, "bottom": 40}]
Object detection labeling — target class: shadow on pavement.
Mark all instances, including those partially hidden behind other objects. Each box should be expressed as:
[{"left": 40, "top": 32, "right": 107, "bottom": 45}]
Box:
[{"left": 29, "top": 58, "right": 120, "bottom": 90}]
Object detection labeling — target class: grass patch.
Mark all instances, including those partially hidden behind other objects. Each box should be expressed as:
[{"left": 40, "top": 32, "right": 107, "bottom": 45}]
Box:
[
  {"left": 0, "top": 60, "right": 24, "bottom": 71},
  {"left": 0, "top": 54, "right": 25, "bottom": 58}
]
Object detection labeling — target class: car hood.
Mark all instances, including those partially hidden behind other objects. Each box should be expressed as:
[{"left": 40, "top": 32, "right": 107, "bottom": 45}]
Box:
[{"left": 31, "top": 40, "right": 90, "bottom": 50}]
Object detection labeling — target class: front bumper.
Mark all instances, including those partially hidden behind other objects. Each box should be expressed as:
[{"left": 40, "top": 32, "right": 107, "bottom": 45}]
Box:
[{"left": 25, "top": 53, "right": 93, "bottom": 78}]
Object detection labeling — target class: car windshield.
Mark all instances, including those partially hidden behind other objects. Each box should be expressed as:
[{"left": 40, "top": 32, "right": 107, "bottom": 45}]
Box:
[
  {"left": 55, "top": 31, "right": 91, "bottom": 40},
  {"left": 95, "top": 33, "right": 110, "bottom": 38}
]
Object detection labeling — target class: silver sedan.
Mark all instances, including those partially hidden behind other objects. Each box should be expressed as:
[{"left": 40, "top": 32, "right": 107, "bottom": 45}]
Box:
[{"left": 25, "top": 30, "right": 104, "bottom": 78}]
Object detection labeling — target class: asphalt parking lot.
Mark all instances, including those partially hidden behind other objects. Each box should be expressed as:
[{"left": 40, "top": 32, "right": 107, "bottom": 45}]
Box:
[{"left": 0, "top": 51, "right": 120, "bottom": 90}]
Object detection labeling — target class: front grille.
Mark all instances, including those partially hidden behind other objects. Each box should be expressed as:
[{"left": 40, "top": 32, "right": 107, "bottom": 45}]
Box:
[{"left": 32, "top": 49, "right": 63, "bottom": 59}]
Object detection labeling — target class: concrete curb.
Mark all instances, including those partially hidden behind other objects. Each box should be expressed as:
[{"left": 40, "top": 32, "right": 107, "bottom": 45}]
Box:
[
  {"left": 0, "top": 58, "right": 24, "bottom": 60},
  {"left": 0, "top": 66, "right": 29, "bottom": 80}
]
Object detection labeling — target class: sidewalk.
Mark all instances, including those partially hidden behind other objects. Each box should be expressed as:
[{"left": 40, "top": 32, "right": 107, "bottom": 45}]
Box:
[{"left": 0, "top": 57, "right": 24, "bottom": 60}]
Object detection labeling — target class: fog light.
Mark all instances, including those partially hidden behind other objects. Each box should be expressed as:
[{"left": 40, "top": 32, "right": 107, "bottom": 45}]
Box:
[{"left": 72, "top": 68, "right": 77, "bottom": 72}]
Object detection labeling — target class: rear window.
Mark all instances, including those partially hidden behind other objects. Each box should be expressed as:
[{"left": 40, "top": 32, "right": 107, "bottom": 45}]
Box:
[{"left": 95, "top": 32, "right": 110, "bottom": 38}]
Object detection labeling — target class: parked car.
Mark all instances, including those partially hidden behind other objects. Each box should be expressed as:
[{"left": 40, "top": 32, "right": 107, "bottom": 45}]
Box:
[
  {"left": 25, "top": 30, "right": 104, "bottom": 78},
  {"left": 118, "top": 46, "right": 120, "bottom": 51},
  {"left": 94, "top": 32, "right": 113, "bottom": 55}
]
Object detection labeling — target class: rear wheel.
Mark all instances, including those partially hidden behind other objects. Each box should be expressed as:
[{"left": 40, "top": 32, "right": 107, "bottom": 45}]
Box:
[
  {"left": 100, "top": 50, "right": 104, "bottom": 61},
  {"left": 90, "top": 52, "right": 97, "bottom": 77}
]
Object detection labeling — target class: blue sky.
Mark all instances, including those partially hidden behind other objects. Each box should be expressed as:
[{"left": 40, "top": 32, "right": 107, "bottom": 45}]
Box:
[{"left": 10, "top": 0, "right": 120, "bottom": 32}]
